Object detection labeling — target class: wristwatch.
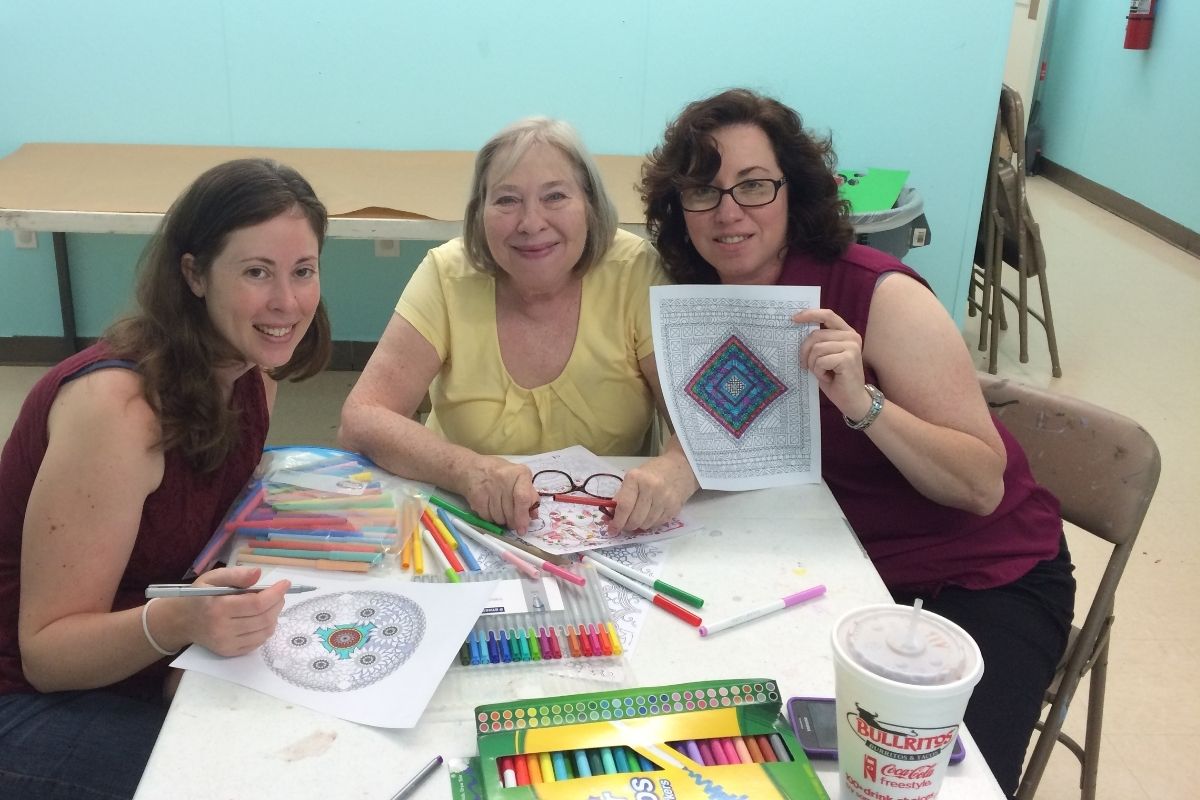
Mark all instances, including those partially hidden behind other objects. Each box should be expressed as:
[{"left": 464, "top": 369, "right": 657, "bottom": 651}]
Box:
[{"left": 844, "top": 384, "right": 885, "bottom": 431}]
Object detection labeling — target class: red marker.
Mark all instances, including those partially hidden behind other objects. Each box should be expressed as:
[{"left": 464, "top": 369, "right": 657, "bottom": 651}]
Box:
[{"left": 583, "top": 556, "right": 703, "bottom": 627}]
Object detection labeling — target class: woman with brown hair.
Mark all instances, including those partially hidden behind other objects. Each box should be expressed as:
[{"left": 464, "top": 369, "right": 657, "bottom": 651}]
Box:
[
  {"left": 0, "top": 158, "right": 331, "bottom": 799},
  {"left": 642, "top": 89, "right": 1074, "bottom": 797}
]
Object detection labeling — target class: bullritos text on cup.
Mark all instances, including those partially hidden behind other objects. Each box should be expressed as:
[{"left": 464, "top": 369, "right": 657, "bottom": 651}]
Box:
[{"left": 849, "top": 703, "right": 958, "bottom": 763}]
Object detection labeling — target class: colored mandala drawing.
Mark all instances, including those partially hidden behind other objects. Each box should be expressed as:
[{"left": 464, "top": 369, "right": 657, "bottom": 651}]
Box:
[
  {"left": 262, "top": 591, "right": 425, "bottom": 692},
  {"left": 685, "top": 334, "right": 787, "bottom": 439}
]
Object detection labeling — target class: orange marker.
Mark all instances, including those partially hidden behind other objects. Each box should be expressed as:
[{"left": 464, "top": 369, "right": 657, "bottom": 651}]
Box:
[
  {"left": 400, "top": 532, "right": 413, "bottom": 569},
  {"left": 525, "top": 753, "right": 542, "bottom": 784}
]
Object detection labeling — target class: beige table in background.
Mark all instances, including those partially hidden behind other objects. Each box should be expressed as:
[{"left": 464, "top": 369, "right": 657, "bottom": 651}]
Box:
[
  {"left": 0, "top": 142, "right": 646, "bottom": 352},
  {"left": 133, "top": 461, "right": 1006, "bottom": 800}
]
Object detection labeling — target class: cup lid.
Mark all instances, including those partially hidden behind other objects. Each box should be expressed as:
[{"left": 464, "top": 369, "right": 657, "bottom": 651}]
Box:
[{"left": 840, "top": 606, "right": 971, "bottom": 685}]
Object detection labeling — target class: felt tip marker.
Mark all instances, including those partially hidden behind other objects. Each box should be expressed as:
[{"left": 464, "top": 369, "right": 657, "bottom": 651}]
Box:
[{"left": 698, "top": 585, "right": 827, "bottom": 637}]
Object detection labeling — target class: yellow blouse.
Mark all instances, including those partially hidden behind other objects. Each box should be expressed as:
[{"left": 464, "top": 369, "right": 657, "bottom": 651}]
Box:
[{"left": 396, "top": 229, "right": 667, "bottom": 456}]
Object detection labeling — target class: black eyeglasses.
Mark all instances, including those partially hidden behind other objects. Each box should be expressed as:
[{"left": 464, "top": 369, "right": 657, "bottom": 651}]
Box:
[
  {"left": 531, "top": 470, "right": 622, "bottom": 499},
  {"left": 680, "top": 177, "right": 788, "bottom": 212},
  {"left": 532, "top": 470, "right": 622, "bottom": 519}
]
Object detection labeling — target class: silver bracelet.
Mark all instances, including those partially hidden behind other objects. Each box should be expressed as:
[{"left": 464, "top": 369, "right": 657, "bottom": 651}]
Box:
[
  {"left": 141, "top": 597, "right": 181, "bottom": 657},
  {"left": 844, "top": 384, "right": 885, "bottom": 431}
]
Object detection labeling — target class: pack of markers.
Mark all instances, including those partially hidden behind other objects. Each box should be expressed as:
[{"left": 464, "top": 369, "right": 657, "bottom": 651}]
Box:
[
  {"left": 189, "top": 446, "right": 424, "bottom": 579},
  {"left": 415, "top": 565, "right": 621, "bottom": 669},
  {"left": 449, "top": 677, "right": 829, "bottom": 799}
]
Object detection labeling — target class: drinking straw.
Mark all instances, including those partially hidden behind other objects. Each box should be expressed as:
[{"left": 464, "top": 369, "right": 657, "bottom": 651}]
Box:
[{"left": 894, "top": 598, "right": 926, "bottom": 655}]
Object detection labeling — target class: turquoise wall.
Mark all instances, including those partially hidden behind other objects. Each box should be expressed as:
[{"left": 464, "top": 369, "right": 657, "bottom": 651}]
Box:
[
  {"left": 1039, "top": 0, "right": 1199, "bottom": 229},
  {"left": 0, "top": 0, "right": 1014, "bottom": 341}
]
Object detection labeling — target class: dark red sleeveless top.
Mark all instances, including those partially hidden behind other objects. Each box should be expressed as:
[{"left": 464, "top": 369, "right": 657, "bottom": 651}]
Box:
[
  {"left": 779, "top": 244, "right": 1062, "bottom": 593},
  {"left": 0, "top": 343, "right": 268, "bottom": 697}
]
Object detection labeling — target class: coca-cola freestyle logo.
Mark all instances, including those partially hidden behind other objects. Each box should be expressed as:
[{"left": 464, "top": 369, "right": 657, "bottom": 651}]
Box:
[{"left": 848, "top": 703, "right": 957, "bottom": 762}]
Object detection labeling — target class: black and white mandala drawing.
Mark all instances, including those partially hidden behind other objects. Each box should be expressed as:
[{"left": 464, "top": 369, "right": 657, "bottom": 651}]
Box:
[{"left": 262, "top": 591, "right": 426, "bottom": 692}]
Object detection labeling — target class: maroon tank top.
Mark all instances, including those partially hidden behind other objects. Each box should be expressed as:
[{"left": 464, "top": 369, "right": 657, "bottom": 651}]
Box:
[
  {"left": 779, "top": 244, "right": 1062, "bottom": 593},
  {"left": 0, "top": 343, "right": 268, "bottom": 697}
]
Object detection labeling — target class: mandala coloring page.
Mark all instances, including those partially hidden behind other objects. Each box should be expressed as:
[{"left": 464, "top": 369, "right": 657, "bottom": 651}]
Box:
[
  {"left": 171, "top": 571, "right": 497, "bottom": 727},
  {"left": 651, "top": 285, "right": 822, "bottom": 490}
]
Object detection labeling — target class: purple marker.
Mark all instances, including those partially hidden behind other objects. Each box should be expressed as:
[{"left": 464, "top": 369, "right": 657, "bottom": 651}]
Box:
[{"left": 698, "top": 585, "right": 827, "bottom": 637}]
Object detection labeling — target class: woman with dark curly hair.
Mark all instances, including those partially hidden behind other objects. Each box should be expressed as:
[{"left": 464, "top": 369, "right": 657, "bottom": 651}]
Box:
[
  {"left": 0, "top": 158, "right": 330, "bottom": 799},
  {"left": 642, "top": 89, "right": 1074, "bottom": 798}
]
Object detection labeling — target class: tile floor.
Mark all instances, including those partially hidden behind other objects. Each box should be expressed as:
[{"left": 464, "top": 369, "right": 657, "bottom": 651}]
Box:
[
  {"left": 961, "top": 177, "right": 1198, "bottom": 800},
  {"left": 1, "top": 176, "right": 1194, "bottom": 798}
]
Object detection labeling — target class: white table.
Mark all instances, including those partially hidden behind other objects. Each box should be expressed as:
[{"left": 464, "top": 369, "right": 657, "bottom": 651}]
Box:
[{"left": 135, "top": 470, "right": 1004, "bottom": 799}]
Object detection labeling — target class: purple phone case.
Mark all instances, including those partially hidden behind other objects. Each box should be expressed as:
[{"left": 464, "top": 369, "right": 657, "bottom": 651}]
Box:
[{"left": 786, "top": 696, "right": 966, "bottom": 764}]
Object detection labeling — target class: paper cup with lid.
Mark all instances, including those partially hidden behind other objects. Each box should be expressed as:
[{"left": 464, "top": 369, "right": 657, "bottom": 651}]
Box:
[{"left": 831, "top": 603, "right": 984, "bottom": 800}]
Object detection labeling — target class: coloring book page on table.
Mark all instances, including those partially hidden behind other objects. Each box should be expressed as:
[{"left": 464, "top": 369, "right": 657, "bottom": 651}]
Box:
[
  {"left": 508, "top": 445, "right": 701, "bottom": 555},
  {"left": 651, "top": 284, "right": 822, "bottom": 490},
  {"left": 171, "top": 570, "right": 496, "bottom": 728}
]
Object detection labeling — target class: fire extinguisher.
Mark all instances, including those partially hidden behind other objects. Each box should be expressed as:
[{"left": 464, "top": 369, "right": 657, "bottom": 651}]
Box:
[{"left": 1125, "top": 0, "right": 1157, "bottom": 50}]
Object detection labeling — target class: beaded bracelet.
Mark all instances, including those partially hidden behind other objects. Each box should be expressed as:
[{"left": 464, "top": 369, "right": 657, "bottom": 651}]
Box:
[
  {"left": 844, "top": 384, "right": 885, "bottom": 431},
  {"left": 141, "top": 598, "right": 181, "bottom": 657}
]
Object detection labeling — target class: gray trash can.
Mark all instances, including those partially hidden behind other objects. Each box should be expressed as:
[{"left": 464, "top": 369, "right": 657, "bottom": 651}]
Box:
[{"left": 850, "top": 186, "right": 931, "bottom": 259}]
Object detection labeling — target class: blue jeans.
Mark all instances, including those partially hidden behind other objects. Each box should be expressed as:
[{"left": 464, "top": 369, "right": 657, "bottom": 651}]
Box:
[{"left": 0, "top": 689, "right": 167, "bottom": 799}]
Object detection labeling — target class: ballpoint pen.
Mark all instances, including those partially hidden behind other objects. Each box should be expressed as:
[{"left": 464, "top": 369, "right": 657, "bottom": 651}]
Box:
[
  {"left": 389, "top": 755, "right": 443, "bottom": 800},
  {"left": 144, "top": 584, "right": 318, "bottom": 598}
]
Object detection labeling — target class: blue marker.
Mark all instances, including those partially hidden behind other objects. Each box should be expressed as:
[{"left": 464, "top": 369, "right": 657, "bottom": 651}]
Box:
[
  {"left": 551, "top": 750, "right": 570, "bottom": 781},
  {"left": 486, "top": 630, "right": 499, "bottom": 664},
  {"left": 573, "top": 749, "right": 592, "bottom": 777},
  {"left": 612, "top": 745, "right": 630, "bottom": 773},
  {"left": 498, "top": 630, "right": 512, "bottom": 663}
]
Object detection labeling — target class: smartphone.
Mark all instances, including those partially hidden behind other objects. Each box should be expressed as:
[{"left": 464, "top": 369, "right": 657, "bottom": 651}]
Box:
[{"left": 787, "top": 696, "right": 966, "bottom": 764}]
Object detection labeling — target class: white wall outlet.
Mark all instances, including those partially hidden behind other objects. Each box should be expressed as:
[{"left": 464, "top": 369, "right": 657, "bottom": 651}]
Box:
[
  {"left": 374, "top": 239, "right": 401, "bottom": 258},
  {"left": 14, "top": 230, "right": 38, "bottom": 249}
]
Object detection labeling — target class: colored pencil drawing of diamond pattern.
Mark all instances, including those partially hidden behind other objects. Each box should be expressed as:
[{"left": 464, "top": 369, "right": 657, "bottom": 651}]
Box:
[{"left": 685, "top": 334, "right": 787, "bottom": 439}]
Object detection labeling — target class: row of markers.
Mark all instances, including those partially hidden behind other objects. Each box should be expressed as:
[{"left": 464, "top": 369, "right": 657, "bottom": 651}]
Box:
[
  {"left": 459, "top": 621, "right": 622, "bottom": 666},
  {"left": 497, "top": 735, "right": 794, "bottom": 786}
]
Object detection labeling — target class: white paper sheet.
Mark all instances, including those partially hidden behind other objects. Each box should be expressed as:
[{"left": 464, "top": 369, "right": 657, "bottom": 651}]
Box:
[
  {"left": 507, "top": 446, "right": 700, "bottom": 553},
  {"left": 170, "top": 570, "right": 496, "bottom": 728},
  {"left": 650, "top": 284, "right": 822, "bottom": 490}
]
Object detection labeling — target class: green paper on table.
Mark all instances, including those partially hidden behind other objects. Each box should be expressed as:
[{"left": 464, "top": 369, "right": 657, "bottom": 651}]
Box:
[{"left": 837, "top": 167, "right": 909, "bottom": 213}]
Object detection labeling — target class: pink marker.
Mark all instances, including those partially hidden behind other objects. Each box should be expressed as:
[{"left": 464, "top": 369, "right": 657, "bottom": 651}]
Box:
[{"left": 698, "top": 585, "right": 827, "bottom": 637}]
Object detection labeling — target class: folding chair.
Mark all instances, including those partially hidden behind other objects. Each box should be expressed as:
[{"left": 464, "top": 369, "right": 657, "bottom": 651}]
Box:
[
  {"left": 971, "top": 85, "right": 1063, "bottom": 377},
  {"left": 978, "top": 374, "right": 1160, "bottom": 799}
]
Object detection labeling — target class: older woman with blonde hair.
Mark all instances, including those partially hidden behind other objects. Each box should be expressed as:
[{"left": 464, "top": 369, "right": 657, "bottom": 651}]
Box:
[{"left": 340, "top": 118, "right": 697, "bottom": 533}]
